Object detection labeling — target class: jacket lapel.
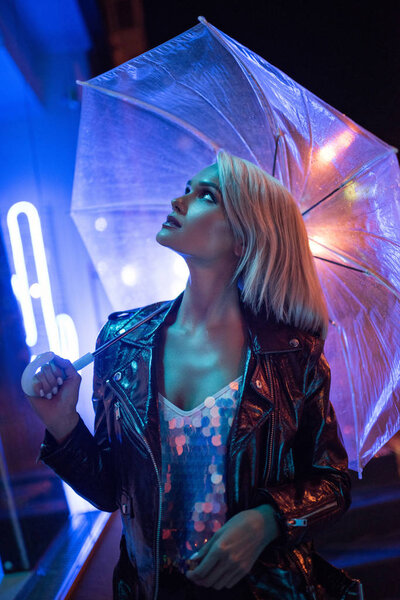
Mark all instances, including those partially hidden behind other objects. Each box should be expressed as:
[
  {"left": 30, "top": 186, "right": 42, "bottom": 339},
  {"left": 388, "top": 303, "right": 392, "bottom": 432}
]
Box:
[{"left": 229, "top": 301, "right": 308, "bottom": 451}]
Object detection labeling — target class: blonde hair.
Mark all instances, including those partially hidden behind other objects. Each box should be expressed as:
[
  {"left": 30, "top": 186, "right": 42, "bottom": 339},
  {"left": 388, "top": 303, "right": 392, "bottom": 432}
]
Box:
[{"left": 216, "top": 150, "right": 329, "bottom": 339}]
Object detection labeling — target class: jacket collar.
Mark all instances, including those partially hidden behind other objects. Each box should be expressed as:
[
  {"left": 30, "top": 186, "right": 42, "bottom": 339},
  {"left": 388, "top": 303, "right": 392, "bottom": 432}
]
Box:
[{"left": 119, "top": 290, "right": 320, "bottom": 354}]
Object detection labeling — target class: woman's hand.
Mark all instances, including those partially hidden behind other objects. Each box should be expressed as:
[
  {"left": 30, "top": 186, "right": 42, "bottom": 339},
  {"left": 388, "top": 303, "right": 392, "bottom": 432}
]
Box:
[
  {"left": 186, "top": 505, "right": 280, "bottom": 590},
  {"left": 27, "top": 355, "right": 81, "bottom": 444}
]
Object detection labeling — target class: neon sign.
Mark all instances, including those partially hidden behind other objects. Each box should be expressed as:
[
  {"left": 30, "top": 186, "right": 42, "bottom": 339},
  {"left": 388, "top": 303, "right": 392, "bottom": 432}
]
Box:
[{"left": 6, "top": 201, "right": 79, "bottom": 362}]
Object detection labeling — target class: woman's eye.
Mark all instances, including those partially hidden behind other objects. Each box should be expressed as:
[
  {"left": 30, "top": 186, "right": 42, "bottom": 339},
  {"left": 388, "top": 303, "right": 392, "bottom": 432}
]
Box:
[{"left": 200, "top": 190, "right": 217, "bottom": 203}]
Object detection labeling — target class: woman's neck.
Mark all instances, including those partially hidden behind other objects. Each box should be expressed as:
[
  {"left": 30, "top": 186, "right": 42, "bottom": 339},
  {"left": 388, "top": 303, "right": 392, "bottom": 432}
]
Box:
[{"left": 175, "top": 266, "right": 243, "bottom": 334}]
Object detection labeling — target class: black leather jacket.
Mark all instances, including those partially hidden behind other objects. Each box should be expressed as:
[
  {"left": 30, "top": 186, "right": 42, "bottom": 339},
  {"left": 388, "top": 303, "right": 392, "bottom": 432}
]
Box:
[{"left": 39, "top": 293, "right": 360, "bottom": 600}]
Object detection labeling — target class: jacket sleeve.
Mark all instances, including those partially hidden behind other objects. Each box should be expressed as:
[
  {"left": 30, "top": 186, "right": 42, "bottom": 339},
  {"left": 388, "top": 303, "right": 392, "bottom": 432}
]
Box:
[
  {"left": 253, "top": 346, "right": 352, "bottom": 550},
  {"left": 37, "top": 324, "right": 118, "bottom": 513}
]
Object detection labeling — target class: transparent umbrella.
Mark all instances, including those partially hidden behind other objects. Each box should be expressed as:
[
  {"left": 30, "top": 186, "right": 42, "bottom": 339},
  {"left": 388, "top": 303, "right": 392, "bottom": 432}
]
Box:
[{"left": 71, "top": 17, "right": 400, "bottom": 476}]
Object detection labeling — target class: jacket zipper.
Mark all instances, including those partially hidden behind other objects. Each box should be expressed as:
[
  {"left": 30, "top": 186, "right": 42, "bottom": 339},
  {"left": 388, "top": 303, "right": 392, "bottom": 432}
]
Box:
[
  {"left": 226, "top": 346, "right": 253, "bottom": 512},
  {"left": 264, "top": 410, "right": 275, "bottom": 483},
  {"left": 115, "top": 402, "right": 121, "bottom": 421},
  {"left": 107, "top": 381, "right": 162, "bottom": 600},
  {"left": 287, "top": 500, "right": 337, "bottom": 527}
]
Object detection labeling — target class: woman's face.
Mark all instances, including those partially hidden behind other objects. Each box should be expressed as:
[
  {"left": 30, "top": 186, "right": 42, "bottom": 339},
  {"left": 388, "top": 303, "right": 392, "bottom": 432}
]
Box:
[{"left": 156, "top": 163, "right": 239, "bottom": 267}]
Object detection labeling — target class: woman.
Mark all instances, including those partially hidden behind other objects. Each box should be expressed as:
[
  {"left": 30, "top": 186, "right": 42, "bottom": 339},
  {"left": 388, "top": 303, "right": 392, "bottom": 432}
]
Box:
[{"left": 29, "top": 152, "right": 361, "bottom": 599}]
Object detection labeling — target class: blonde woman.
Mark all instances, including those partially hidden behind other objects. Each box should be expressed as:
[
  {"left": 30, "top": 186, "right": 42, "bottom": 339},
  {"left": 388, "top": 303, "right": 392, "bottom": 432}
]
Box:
[{"left": 30, "top": 152, "right": 361, "bottom": 599}]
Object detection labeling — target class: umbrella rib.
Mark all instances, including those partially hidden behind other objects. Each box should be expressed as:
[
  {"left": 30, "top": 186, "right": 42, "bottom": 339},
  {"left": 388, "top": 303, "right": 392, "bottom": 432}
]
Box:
[
  {"left": 198, "top": 19, "right": 279, "bottom": 145},
  {"left": 139, "top": 56, "right": 260, "bottom": 166},
  {"left": 297, "top": 88, "right": 314, "bottom": 200},
  {"left": 313, "top": 256, "right": 365, "bottom": 273},
  {"left": 310, "top": 237, "right": 400, "bottom": 300},
  {"left": 301, "top": 148, "right": 398, "bottom": 218},
  {"left": 272, "top": 133, "right": 282, "bottom": 177},
  {"left": 78, "top": 81, "right": 220, "bottom": 153},
  {"left": 336, "top": 325, "right": 361, "bottom": 474}
]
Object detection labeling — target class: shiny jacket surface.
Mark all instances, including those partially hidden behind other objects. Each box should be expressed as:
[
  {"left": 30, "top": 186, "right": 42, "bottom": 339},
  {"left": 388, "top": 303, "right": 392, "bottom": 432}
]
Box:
[{"left": 39, "top": 293, "right": 356, "bottom": 600}]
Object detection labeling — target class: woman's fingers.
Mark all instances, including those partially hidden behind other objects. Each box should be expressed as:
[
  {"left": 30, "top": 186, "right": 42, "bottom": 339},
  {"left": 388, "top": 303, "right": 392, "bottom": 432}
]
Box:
[
  {"left": 218, "top": 568, "right": 245, "bottom": 589},
  {"left": 32, "top": 375, "right": 46, "bottom": 397},
  {"left": 49, "top": 360, "right": 65, "bottom": 386},
  {"left": 51, "top": 355, "right": 80, "bottom": 381},
  {"left": 187, "top": 549, "right": 222, "bottom": 587},
  {"left": 41, "top": 364, "right": 58, "bottom": 389},
  {"left": 200, "top": 562, "right": 229, "bottom": 589},
  {"left": 33, "top": 370, "right": 55, "bottom": 399},
  {"left": 30, "top": 355, "right": 79, "bottom": 398}
]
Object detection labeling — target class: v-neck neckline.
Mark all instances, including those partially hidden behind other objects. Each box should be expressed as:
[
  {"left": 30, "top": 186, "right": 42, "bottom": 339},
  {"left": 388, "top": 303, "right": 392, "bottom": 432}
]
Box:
[{"left": 158, "top": 375, "right": 242, "bottom": 416}]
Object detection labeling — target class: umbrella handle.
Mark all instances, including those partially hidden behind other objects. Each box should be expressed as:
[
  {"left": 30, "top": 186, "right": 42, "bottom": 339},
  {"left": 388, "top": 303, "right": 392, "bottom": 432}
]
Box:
[{"left": 21, "top": 352, "right": 94, "bottom": 396}]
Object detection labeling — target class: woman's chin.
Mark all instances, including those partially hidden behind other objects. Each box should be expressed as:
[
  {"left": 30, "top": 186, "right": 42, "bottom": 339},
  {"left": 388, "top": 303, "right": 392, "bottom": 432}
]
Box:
[{"left": 156, "top": 228, "right": 174, "bottom": 247}]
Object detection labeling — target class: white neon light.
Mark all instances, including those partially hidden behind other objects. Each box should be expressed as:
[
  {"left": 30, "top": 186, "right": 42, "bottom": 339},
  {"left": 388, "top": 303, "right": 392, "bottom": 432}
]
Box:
[
  {"left": 7, "top": 202, "right": 60, "bottom": 352},
  {"left": 56, "top": 313, "right": 79, "bottom": 363},
  {"left": 7, "top": 202, "right": 79, "bottom": 362},
  {"left": 8, "top": 246, "right": 37, "bottom": 346}
]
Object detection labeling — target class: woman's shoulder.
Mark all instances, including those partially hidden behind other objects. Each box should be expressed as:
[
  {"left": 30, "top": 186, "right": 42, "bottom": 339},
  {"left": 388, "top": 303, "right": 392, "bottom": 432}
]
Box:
[
  {"left": 245, "top": 306, "right": 325, "bottom": 358},
  {"left": 96, "top": 299, "right": 172, "bottom": 348}
]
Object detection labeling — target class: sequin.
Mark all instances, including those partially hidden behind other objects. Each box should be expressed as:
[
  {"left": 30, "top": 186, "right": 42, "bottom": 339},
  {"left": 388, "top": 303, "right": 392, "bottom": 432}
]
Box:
[
  {"left": 163, "top": 529, "right": 172, "bottom": 539},
  {"left": 175, "top": 416, "right": 184, "bottom": 428},
  {"left": 212, "top": 519, "right": 222, "bottom": 532},
  {"left": 211, "top": 472, "right": 223, "bottom": 484},
  {"left": 158, "top": 376, "right": 242, "bottom": 575},
  {"left": 210, "top": 405, "right": 219, "bottom": 417}
]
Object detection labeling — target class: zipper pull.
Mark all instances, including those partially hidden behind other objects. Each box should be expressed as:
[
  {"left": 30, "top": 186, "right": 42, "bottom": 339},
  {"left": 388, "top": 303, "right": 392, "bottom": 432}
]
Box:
[
  {"left": 287, "top": 517, "right": 307, "bottom": 527},
  {"left": 115, "top": 401, "right": 121, "bottom": 421}
]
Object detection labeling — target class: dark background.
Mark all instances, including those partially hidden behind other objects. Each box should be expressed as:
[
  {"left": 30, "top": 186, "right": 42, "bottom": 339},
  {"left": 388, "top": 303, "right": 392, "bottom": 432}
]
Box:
[{"left": 139, "top": 0, "right": 399, "bottom": 149}]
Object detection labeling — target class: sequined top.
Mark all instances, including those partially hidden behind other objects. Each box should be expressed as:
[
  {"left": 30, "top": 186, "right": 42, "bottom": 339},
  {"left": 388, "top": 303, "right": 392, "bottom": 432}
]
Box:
[{"left": 158, "top": 376, "right": 242, "bottom": 574}]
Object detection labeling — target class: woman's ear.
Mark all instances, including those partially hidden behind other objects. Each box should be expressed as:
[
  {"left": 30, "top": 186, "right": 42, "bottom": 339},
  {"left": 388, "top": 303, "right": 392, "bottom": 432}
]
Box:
[{"left": 234, "top": 241, "right": 245, "bottom": 257}]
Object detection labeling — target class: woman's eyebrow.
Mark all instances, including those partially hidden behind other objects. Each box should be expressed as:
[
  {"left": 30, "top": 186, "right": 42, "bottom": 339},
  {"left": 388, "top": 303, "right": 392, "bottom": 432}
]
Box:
[{"left": 186, "top": 180, "right": 222, "bottom": 195}]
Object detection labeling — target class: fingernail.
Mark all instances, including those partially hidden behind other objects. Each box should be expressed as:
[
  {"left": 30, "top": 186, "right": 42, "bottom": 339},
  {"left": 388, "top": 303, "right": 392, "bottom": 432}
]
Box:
[
  {"left": 52, "top": 387, "right": 58, "bottom": 395},
  {"left": 39, "top": 389, "right": 44, "bottom": 397},
  {"left": 46, "top": 393, "right": 52, "bottom": 399},
  {"left": 57, "top": 377, "right": 63, "bottom": 386}
]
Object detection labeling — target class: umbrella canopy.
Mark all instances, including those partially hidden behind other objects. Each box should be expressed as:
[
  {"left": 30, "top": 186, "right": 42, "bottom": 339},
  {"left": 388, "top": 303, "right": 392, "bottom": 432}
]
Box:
[{"left": 71, "top": 17, "right": 400, "bottom": 476}]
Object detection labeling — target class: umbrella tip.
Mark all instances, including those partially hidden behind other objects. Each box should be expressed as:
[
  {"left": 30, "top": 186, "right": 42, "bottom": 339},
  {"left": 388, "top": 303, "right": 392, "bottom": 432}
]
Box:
[{"left": 198, "top": 15, "right": 208, "bottom": 25}]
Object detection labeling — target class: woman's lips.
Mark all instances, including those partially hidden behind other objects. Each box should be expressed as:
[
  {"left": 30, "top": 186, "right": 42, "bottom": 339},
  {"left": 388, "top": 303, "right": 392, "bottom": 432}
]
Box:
[{"left": 163, "top": 215, "right": 182, "bottom": 228}]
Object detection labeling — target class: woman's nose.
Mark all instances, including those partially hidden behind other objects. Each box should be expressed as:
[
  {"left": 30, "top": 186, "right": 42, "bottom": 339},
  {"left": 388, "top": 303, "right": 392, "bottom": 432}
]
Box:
[{"left": 171, "top": 194, "right": 187, "bottom": 214}]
